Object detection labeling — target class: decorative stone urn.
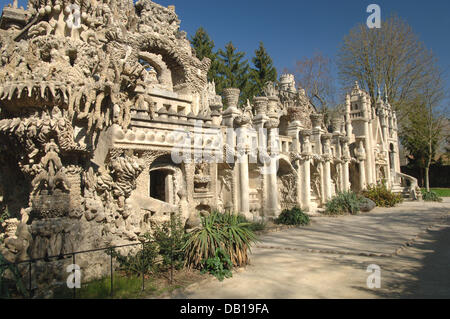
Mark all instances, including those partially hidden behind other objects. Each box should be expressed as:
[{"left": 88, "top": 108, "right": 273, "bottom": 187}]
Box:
[
  {"left": 331, "top": 117, "right": 344, "bottom": 133},
  {"left": 223, "top": 88, "right": 240, "bottom": 108},
  {"left": 253, "top": 96, "right": 268, "bottom": 116},
  {"left": 267, "top": 96, "right": 279, "bottom": 115},
  {"left": 310, "top": 113, "right": 323, "bottom": 129}
]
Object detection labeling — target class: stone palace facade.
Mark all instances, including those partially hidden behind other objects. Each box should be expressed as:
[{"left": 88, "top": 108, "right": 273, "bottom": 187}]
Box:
[{"left": 0, "top": 0, "right": 418, "bottom": 271}]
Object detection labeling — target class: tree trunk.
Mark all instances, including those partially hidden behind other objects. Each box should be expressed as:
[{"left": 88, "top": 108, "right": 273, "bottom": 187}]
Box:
[{"left": 425, "top": 166, "right": 430, "bottom": 192}]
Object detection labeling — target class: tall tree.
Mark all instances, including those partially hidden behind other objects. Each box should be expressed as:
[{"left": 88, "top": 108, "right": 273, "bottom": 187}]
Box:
[
  {"left": 336, "top": 15, "right": 438, "bottom": 122},
  {"left": 190, "top": 27, "right": 220, "bottom": 83},
  {"left": 293, "top": 51, "right": 335, "bottom": 109},
  {"left": 290, "top": 51, "right": 336, "bottom": 127},
  {"left": 216, "top": 42, "right": 250, "bottom": 106},
  {"left": 249, "top": 42, "right": 277, "bottom": 99},
  {"left": 400, "top": 69, "right": 447, "bottom": 191}
]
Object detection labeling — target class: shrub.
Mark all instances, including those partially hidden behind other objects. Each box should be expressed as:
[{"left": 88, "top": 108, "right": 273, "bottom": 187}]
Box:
[
  {"left": 0, "top": 252, "right": 28, "bottom": 298},
  {"left": 275, "top": 207, "right": 310, "bottom": 225},
  {"left": 324, "top": 191, "right": 363, "bottom": 215},
  {"left": 201, "top": 248, "right": 233, "bottom": 281},
  {"left": 183, "top": 212, "right": 258, "bottom": 269},
  {"left": 362, "top": 183, "right": 403, "bottom": 207},
  {"left": 107, "top": 241, "right": 159, "bottom": 276},
  {"left": 422, "top": 190, "right": 443, "bottom": 202},
  {"left": 150, "top": 213, "right": 188, "bottom": 270}
]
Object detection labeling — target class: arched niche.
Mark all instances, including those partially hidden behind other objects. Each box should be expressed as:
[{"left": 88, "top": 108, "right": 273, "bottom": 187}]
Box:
[
  {"left": 138, "top": 51, "right": 173, "bottom": 91},
  {"left": 139, "top": 44, "right": 188, "bottom": 90},
  {"left": 149, "top": 155, "right": 183, "bottom": 206}
]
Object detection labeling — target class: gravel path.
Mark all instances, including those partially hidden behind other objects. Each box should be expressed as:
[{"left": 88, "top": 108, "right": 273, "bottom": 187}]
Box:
[{"left": 168, "top": 199, "right": 450, "bottom": 299}]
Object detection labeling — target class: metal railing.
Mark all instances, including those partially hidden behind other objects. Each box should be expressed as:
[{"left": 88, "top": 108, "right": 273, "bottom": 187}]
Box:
[{"left": 0, "top": 239, "right": 177, "bottom": 299}]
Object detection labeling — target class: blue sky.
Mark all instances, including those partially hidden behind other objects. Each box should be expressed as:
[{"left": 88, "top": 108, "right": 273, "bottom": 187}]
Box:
[{"left": 2, "top": 0, "right": 450, "bottom": 98}]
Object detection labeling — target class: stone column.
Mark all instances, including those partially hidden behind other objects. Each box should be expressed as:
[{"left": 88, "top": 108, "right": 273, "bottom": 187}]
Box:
[
  {"left": 300, "top": 130, "right": 312, "bottom": 212},
  {"left": 360, "top": 95, "right": 374, "bottom": 185},
  {"left": 287, "top": 122, "right": 303, "bottom": 208},
  {"left": 345, "top": 94, "right": 353, "bottom": 141},
  {"left": 238, "top": 150, "right": 250, "bottom": 217},
  {"left": 341, "top": 137, "right": 351, "bottom": 191},
  {"left": 356, "top": 139, "right": 367, "bottom": 190},
  {"left": 265, "top": 117, "right": 280, "bottom": 217},
  {"left": 165, "top": 174, "right": 173, "bottom": 204},
  {"left": 321, "top": 134, "right": 333, "bottom": 201}
]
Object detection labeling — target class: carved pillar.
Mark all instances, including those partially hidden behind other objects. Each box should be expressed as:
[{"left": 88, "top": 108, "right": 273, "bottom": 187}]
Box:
[
  {"left": 345, "top": 94, "right": 353, "bottom": 141},
  {"left": 356, "top": 139, "right": 367, "bottom": 190},
  {"left": 321, "top": 134, "right": 333, "bottom": 201},
  {"left": 341, "top": 137, "right": 350, "bottom": 191},
  {"left": 362, "top": 96, "right": 375, "bottom": 185},
  {"left": 238, "top": 151, "right": 250, "bottom": 216},
  {"left": 288, "top": 122, "right": 303, "bottom": 208},
  {"left": 265, "top": 117, "right": 280, "bottom": 217},
  {"left": 300, "top": 130, "right": 312, "bottom": 212},
  {"left": 237, "top": 122, "right": 251, "bottom": 218}
]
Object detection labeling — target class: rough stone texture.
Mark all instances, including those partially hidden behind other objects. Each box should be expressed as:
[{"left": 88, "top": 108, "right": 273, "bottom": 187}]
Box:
[
  {"left": 0, "top": 0, "right": 417, "bottom": 287},
  {"left": 360, "top": 197, "right": 376, "bottom": 212}
]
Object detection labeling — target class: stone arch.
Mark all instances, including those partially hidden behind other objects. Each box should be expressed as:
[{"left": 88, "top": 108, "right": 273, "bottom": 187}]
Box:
[
  {"left": 139, "top": 43, "right": 188, "bottom": 90},
  {"left": 149, "top": 154, "right": 183, "bottom": 206},
  {"left": 138, "top": 51, "right": 173, "bottom": 91}
]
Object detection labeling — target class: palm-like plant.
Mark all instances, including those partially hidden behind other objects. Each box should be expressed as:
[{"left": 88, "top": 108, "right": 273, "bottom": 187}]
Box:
[{"left": 183, "top": 212, "right": 258, "bottom": 269}]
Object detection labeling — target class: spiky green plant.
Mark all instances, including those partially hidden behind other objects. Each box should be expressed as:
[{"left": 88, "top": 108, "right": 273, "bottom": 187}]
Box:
[
  {"left": 421, "top": 190, "right": 443, "bottom": 202},
  {"left": 324, "top": 191, "right": 364, "bottom": 215},
  {"left": 183, "top": 212, "right": 258, "bottom": 269}
]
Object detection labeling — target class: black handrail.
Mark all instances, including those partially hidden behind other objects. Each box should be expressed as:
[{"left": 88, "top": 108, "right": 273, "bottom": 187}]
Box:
[{"left": 0, "top": 239, "right": 177, "bottom": 298}]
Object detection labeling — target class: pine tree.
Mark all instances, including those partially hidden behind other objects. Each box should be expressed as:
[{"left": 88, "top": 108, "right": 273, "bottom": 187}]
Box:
[
  {"left": 249, "top": 42, "right": 277, "bottom": 99},
  {"left": 190, "top": 27, "right": 219, "bottom": 83},
  {"left": 216, "top": 42, "right": 250, "bottom": 106}
]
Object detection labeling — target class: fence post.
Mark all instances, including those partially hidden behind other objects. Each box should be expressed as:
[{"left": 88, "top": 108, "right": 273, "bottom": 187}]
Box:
[
  {"left": 142, "top": 242, "right": 145, "bottom": 292},
  {"left": 170, "top": 216, "right": 174, "bottom": 285},
  {"left": 72, "top": 254, "right": 76, "bottom": 299},
  {"left": 110, "top": 248, "right": 113, "bottom": 298},
  {"left": 28, "top": 261, "right": 32, "bottom": 298}
]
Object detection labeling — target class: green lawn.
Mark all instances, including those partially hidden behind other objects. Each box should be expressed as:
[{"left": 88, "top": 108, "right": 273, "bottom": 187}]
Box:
[{"left": 430, "top": 188, "right": 450, "bottom": 197}]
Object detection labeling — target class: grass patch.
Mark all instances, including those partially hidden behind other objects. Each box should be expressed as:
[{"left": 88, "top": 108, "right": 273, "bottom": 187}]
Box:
[
  {"left": 429, "top": 188, "right": 450, "bottom": 197},
  {"left": 53, "top": 268, "right": 205, "bottom": 299}
]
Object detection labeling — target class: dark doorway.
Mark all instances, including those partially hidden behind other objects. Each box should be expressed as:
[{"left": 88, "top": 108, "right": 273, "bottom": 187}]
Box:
[{"left": 150, "top": 170, "right": 166, "bottom": 201}]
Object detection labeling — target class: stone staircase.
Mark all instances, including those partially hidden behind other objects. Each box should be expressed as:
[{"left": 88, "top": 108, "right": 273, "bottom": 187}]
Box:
[{"left": 392, "top": 172, "right": 422, "bottom": 200}]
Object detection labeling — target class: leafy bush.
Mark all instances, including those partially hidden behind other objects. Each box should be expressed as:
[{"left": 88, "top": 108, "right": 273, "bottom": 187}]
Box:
[
  {"left": 201, "top": 248, "right": 233, "bottom": 281},
  {"left": 324, "top": 191, "right": 363, "bottom": 215},
  {"left": 0, "top": 252, "right": 28, "bottom": 298},
  {"left": 150, "top": 213, "right": 188, "bottom": 270},
  {"left": 275, "top": 207, "right": 310, "bottom": 225},
  {"left": 422, "top": 190, "right": 443, "bottom": 202},
  {"left": 362, "top": 183, "right": 403, "bottom": 207},
  {"left": 108, "top": 241, "right": 159, "bottom": 276},
  {"left": 183, "top": 212, "right": 258, "bottom": 269}
]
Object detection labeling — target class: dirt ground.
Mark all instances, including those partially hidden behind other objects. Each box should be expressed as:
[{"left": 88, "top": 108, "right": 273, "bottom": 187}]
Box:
[{"left": 167, "top": 199, "right": 450, "bottom": 299}]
